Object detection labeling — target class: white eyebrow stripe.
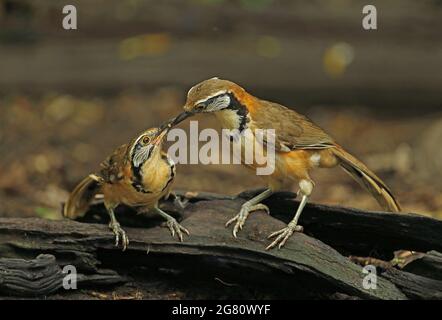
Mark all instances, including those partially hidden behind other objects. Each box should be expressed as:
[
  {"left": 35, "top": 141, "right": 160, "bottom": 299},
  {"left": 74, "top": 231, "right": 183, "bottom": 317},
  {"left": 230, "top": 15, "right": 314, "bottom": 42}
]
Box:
[
  {"left": 129, "top": 136, "right": 141, "bottom": 159},
  {"left": 187, "top": 85, "right": 197, "bottom": 96},
  {"left": 194, "top": 90, "right": 228, "bottom": 106}
]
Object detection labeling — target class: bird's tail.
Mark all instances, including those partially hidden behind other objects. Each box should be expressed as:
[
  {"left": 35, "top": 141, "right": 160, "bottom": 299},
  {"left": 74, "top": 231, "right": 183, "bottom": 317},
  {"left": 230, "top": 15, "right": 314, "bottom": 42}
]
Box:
[
  {"left": 332, "top": 145, "right": 401, "bottom": 212},
  {"left": 63, "top": 174, "right": 102, "bottom": 219}
]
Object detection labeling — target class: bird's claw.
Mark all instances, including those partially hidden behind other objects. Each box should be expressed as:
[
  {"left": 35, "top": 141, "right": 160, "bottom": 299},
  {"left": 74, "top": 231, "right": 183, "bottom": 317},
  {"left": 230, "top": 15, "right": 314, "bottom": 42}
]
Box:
[
  {"left": 225, "top": 203, "right": 270, "bottom": 237},
  {"left": 109, "top": 221, "right": 129, "bottom": 251},
  {"left": 266, "top": 224, "right": 303, "bottom": 250},
  {"left": 166, "top": 218, "right": 190, "bottom": 242}
]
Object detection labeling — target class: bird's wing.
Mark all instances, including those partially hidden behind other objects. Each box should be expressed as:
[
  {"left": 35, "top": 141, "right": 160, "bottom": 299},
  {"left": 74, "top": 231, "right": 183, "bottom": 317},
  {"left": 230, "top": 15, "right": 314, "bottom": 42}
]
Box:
[
  {"left": 250, "top": 100, "right": 335, "bottom": 152},
  {"left": 99, "top": 143, "right": 130, "bottom": 183}
]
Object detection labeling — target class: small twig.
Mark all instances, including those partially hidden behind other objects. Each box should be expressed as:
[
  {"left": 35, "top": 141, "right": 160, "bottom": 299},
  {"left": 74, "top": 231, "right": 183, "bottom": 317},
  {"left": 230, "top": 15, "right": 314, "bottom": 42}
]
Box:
[
  {"left": 349, "top": 256, "right": 393, "bottom": 270},
  {"left": 214, "top": 277, "right": 239, "bottom": 287}
]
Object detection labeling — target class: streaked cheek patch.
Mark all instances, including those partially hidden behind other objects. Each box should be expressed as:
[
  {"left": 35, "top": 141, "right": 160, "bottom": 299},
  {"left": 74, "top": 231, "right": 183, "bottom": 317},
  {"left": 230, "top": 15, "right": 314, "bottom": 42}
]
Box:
[
  {"left": 132, "top": 145, "right": 154, "bottom": 167},
  {"left": 206, "top": 94, "right": 231, "bottom": 112}
]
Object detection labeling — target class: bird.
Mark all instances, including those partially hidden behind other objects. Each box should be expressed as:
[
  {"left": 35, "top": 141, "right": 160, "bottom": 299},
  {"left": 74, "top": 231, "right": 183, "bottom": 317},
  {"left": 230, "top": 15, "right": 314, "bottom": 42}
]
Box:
[
  {"left": 168, "top": 77, "right": 401, "bottom": 250},
  {"left": 63, "top": 126, "right": 189, "bottom": 251}
]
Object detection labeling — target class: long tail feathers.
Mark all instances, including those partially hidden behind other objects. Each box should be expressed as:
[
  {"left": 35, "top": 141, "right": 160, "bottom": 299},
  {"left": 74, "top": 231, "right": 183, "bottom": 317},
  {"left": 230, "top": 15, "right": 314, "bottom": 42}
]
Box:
[
  {"left": 63, "top": 174, "right": 102, "bottom": 219},
  {"left": 332, "top": 146, "right": 401, "bottom": 212}
]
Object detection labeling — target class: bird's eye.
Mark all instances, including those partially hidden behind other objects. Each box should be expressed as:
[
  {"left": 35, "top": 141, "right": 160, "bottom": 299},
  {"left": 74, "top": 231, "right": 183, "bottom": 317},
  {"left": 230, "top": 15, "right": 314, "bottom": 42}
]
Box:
[
  {"left": 142, "top": 136, "right": 150, "bottom": 144},
  {"left": 196, "top": 103, "right": 205, "bottom": 109}
]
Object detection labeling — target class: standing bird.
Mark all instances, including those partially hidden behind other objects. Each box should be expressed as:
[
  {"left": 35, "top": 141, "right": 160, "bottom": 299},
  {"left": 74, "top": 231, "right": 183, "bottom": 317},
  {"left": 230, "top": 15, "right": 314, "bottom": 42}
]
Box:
[
  {"left": 170, "top": 77, "right": 401, "bottom": 250},
  {"left": 63, "top": 127, "right": 189, "bottom": 251}
]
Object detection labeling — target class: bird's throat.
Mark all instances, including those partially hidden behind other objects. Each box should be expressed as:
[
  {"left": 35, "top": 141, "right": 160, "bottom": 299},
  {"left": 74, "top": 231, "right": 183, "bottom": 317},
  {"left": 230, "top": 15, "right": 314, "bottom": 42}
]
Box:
[
  {"left": 214, "top": 93, "right": 249, "bottom": 132},
  {"left": 131, "top": 149, "right": 162, "bottom": 193}
]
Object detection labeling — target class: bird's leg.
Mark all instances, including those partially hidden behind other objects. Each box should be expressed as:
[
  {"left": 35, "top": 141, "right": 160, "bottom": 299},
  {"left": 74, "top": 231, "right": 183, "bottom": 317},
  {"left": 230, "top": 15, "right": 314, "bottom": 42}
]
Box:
[
  {"left": 153, "top": 207, "right": 189, "bottom": 242},
  {"left": 266, "top": 196, "right": 306, "bottom": 250},
  {"left": 106, "top": 205, "right": 129, "bottom": 251},
  {"left": 226, "top": 188, "right": 273, "bottom": 237},
  {"left": 267, "top": 179, "right": 313, "bottom": 250}
]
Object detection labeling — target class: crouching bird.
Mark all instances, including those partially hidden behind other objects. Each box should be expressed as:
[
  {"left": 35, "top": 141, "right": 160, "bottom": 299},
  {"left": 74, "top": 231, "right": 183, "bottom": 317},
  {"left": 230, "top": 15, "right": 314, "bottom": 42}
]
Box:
[
  {"left": 169, "top": 77, "right": 401, "bottom": 250},
  {"left": 63, "top": 127, "right": 189, "bottom": 251}
]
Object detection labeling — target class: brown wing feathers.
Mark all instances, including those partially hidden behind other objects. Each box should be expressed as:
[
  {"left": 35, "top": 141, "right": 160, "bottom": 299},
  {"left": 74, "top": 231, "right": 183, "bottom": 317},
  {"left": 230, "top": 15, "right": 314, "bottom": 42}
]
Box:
[
  {"left": 63, "top": 174, "right": 102, "bottom": 219},
  {"left": 252, "top": 100, "right": 335, "bottom": 151},
  {"left": 254, "top": 100, "right": 401, "bottom": 212}
]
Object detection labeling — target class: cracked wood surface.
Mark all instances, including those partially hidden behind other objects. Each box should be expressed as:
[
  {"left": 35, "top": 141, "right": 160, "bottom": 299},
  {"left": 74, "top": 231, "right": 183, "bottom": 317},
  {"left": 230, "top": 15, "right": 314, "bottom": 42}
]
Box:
[{"left": 0, "top": 190, "right": 441, "bottom": 299}]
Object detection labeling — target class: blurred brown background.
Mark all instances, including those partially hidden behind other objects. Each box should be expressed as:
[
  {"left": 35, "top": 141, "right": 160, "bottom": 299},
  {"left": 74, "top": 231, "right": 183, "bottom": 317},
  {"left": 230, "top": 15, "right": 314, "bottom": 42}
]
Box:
[{"left": 0, "top": 0, "right": 441, "bottom": 221}]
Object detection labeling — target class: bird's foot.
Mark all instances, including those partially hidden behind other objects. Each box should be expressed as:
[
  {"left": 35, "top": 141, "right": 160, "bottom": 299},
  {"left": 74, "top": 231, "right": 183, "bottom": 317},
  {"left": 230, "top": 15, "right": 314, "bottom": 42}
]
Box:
[
  {"left": 165, "top": 218, "right": 190, "bottom": 242},
  {"left": 109, "top": 221, "right": 129, "bottom": 251},
  {"left": 266, "top": 223, "right": 303, "bottom": 250},
  {"left": 225, "top": 203, "right": 270, "bottom": 238}
]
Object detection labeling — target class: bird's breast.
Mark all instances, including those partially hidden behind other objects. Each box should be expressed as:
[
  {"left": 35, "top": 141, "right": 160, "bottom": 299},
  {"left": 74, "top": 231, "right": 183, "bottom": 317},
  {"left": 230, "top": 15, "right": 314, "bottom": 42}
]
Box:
[
  {"left": 139, "top": 156, "right": 175, "bottom": 194},
  {"left": 102, "top": 180, "right": 159, "bottom": 208},
  {"left": 103, "top": 155, "right": 175, "bottom": 208}
]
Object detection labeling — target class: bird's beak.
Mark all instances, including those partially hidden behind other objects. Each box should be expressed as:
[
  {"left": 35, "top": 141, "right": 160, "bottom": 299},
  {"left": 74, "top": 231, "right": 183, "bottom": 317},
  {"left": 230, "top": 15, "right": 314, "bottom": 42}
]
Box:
[
  {"left": 174, "top": 110, "right": 195, "bottom": 126},
  {"left": 165, "top": 110, "right": 195, "bottom": 129},
  {"left": 153, "top": 126, "right": 169, "bottom": 145}
]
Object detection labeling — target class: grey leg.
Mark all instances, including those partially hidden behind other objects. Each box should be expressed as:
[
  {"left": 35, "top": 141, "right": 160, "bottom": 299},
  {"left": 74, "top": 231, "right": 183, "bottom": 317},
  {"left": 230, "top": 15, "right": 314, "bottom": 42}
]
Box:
[
  {"left": 266, "top": 179, "right": 313, "bottom": 250},
  {"left": 106, "top": 205, "right": 129, "bottom": 251},
  {"left": 153, "top": 207, "right": 189, "bottom": 242},
  {"left": 225, "top": 188, "right": 273, "bottom": 237}
]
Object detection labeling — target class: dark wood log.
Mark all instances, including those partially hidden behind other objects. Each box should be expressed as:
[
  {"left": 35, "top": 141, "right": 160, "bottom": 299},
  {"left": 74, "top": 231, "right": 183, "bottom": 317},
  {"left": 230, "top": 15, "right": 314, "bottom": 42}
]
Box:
[
  {"left": 238, "top": 189, "right": 442, "bottom": 259},
  {"left": 0, "top": 190, "right": 441, "bottom": 299},
  {"left": 0, "top": 254, "right": 126, "bottom": 297},
  {"left": 0, "top": 254, "right": 64, "bottom": 296},
  {"left": 382, "top": 268, "right": 442, "bottom": 300},
  {"left": 401, "top": 251, "right": 442, "bottom": 281}
]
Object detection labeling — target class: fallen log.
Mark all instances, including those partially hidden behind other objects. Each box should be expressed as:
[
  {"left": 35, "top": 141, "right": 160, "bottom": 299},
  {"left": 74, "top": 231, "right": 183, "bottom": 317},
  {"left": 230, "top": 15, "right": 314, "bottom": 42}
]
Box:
[
  {"left": 0, "top": 190, "right": 440, "bottom": 299},
  {"left": 238, "top": 189, "right": 442, "bottom": 258},
  {"left": 0, "top": 254, "right": 126, "bottom": 297}
]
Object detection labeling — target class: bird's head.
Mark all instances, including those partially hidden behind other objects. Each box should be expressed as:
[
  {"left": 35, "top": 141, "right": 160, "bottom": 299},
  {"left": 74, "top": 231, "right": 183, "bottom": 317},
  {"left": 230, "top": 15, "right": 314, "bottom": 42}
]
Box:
[
  {"left": 183, "top": 77, "right": 244, "bottom": 113},
  {"left": 129, "top": 127, "right": 169, "bottom": 168},
  {"left": 166, "top": 77, "right": 248, "bottom": 127}
]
